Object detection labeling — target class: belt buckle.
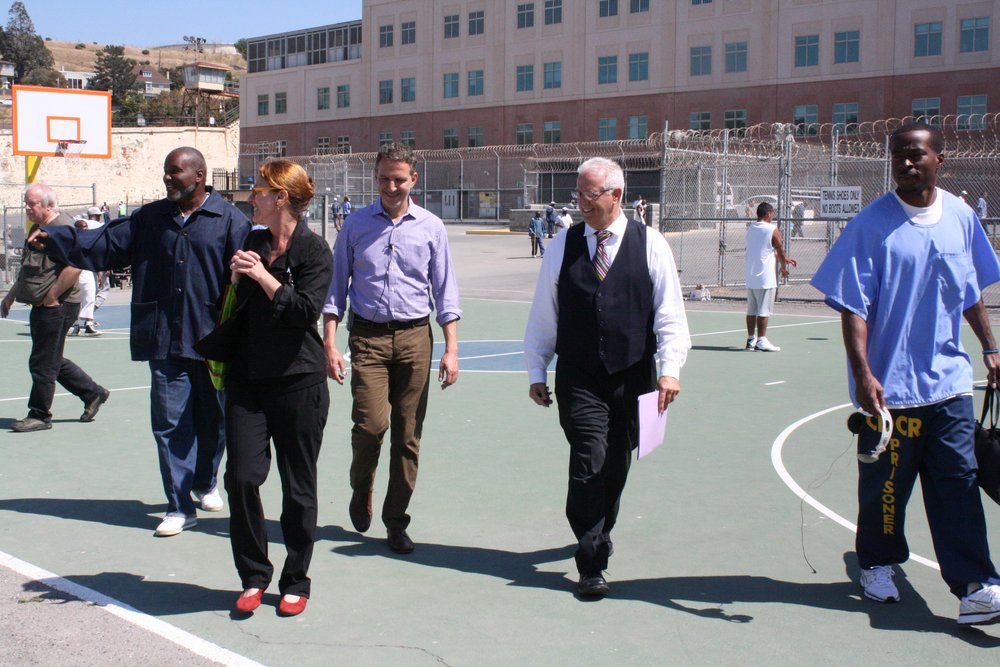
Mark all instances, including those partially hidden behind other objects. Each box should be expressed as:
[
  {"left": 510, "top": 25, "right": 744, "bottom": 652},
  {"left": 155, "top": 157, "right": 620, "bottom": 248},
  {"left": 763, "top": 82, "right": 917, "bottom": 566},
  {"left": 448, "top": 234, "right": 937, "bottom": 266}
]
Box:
[{"left": 386, "top": 320, "right": 401, "bottom": 331}]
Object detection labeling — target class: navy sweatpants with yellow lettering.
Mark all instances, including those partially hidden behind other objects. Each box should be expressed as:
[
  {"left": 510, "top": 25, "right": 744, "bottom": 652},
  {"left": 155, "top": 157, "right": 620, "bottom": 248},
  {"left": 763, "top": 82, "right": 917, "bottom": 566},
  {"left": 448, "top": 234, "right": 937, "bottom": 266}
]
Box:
[{"left": 856, "top": 396, "right": 998, "bottom": 597}]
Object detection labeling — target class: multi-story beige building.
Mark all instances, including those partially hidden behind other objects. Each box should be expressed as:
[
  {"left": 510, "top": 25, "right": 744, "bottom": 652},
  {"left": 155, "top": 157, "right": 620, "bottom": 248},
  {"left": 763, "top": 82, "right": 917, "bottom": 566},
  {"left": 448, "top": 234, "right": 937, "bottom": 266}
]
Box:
[{"left": 240, "top": 0, "right": 998, "bottom": 157}]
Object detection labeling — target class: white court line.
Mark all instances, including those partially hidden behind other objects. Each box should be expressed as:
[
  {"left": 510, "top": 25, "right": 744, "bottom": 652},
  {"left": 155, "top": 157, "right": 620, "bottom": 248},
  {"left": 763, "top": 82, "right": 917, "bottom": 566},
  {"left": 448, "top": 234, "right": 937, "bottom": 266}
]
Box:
[
  {"left": 0, "top": 550, "right": 263, "bottom": 667},
  {"left": 0, "top": 385, "right": 150, "bottom": 403},
  {"left": 770, "top": 403, "right": 940, "bottom": 571},
  {"left": 764, "top": 381, "right": 786, "bottom": 386},
  {"left": 691, "top": 319, "right": 837, "bottom": 338}
]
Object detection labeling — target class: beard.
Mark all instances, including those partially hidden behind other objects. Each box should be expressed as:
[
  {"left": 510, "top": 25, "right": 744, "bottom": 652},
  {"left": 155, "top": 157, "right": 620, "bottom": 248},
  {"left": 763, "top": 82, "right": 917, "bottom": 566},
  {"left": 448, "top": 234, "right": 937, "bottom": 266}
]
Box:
[{"left": 166, "top": 182, "right": 198, "bottom": 202}]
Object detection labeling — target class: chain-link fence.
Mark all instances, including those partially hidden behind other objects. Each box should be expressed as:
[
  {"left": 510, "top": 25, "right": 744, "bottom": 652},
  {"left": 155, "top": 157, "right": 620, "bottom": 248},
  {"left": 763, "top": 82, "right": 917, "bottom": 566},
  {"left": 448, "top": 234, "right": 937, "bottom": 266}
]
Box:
[{"left": 239, "top": 113, "right": 1000, "bottom": 304}]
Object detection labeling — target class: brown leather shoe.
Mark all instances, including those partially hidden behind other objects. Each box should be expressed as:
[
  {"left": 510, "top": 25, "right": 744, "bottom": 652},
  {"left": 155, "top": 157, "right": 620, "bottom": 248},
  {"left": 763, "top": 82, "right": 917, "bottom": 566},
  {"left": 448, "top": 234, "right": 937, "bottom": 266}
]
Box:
[
  {"left": 387, "top": 527, "right": 414, "bottom": 554},
  {"left": 349, "top": 489, "right": 372, "bottom": 533}
]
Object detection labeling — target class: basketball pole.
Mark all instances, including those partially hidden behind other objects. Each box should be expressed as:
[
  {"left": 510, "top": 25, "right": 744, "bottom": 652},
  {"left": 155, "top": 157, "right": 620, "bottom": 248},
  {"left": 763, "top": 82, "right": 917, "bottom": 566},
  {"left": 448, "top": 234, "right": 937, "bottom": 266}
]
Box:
[{"left": 25, "top": 155, "right": 42, "bottom": 184}]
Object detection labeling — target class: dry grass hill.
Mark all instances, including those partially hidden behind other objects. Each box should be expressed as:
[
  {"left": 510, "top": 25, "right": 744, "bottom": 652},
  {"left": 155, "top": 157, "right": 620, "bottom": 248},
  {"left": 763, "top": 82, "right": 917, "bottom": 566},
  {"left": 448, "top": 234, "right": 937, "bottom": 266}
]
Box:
[{"left": 45, "top": 39, "right": 246, "bottom": 74}]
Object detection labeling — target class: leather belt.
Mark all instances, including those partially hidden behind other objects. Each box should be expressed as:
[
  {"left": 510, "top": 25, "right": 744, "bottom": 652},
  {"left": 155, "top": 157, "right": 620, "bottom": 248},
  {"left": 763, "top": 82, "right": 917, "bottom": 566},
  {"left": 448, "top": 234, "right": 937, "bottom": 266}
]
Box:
[{"left": 352, "top": 314, "right": 430, "bottom": 331}]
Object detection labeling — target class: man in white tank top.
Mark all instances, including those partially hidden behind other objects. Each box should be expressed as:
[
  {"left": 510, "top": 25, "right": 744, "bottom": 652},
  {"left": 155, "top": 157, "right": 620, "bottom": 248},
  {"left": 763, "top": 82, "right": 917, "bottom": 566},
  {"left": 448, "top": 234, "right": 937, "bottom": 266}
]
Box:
[{"left": 744, "top": 202, "right": 796, "bottom": 351}]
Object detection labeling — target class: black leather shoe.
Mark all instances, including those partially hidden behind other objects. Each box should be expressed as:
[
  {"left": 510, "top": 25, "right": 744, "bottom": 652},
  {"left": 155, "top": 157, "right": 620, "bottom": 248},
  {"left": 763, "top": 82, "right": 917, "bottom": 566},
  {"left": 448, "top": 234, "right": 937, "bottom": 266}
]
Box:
[
  {"left": 387, "top": 527, "right": 414, "bottom": 554},
  {"left": 578, "top": 573, "right": 609, "bottom": 598},
  {"left": 81, "top": 387, "right": 111, "bottom": 422},
  {"left": 11, "top": 417, "right": 52, "bottom": 433},
  {"left": 349, "top": 489, "right": 373, "bottom": 533}
]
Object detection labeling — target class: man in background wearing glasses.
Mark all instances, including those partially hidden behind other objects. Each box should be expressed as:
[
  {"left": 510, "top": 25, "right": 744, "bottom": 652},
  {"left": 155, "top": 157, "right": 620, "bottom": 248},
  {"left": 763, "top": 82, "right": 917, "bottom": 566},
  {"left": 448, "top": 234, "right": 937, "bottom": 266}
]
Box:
[
  {"left": 524, "top": 157, "right": 691, "bottom": 597},
  {"left": 27, "top": 147, "right": 250, "bottom": 537}
]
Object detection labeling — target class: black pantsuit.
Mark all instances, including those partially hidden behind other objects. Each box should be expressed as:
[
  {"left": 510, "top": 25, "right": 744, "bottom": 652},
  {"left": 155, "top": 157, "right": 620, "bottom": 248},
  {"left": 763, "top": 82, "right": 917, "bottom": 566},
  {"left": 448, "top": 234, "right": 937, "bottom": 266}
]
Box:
[{"left": 225, "top": 379, "right": 329, "bottom": 597}]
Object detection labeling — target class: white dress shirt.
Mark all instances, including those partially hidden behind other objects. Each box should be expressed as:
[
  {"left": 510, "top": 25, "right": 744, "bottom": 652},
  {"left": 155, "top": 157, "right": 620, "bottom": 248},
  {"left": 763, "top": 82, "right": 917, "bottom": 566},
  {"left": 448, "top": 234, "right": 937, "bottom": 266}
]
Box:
[{"left": 523, "top": 213, "right": 691, "bottom": 385}]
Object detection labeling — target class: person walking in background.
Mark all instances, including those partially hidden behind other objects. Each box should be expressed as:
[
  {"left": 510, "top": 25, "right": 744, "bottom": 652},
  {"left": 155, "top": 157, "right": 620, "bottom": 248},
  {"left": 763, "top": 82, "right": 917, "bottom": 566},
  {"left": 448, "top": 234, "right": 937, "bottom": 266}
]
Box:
[
  {"left": 524, "top": 157, "right": 690, "bottom": 597},
  {"left": 545, "top": 202, "right": 558, "bottom": 238},
  {"left": 69, "top": 207, "right": 107, "bottom": 337},
  {"left": 117, "top": 200, "right": 127, "bottom": 218},
  {"left": 811, "top": 121, "right": 1000, "bottom": 625},
  {"left": 341, "top": 195, "right": 352, "bottom": 221},
  {"left": 978, "top": 192, "right": 988, "bottom": 221},
  {"left": 323, "top": 142, "right": 461, "bottom": 555},
  {"left": 744, "top": 202, "right": 796, "bottom": 352},
  {"left": 1, "top": 185, "right": 109, "bottom": 433},
  {"left": 27, "top": 147, "right": 251, "bottom": 537},
  {"left": 196, "top": 160, "right": 332, "bottom": 618},
  {"left": 529, "top": 211, "right": 546, "bottom": 257},
  {"left": 556, "top": 206, "right": 573, "bottom": 233},
  {"left": 101, "top": 202, "right": 111, "bottom": 225}
]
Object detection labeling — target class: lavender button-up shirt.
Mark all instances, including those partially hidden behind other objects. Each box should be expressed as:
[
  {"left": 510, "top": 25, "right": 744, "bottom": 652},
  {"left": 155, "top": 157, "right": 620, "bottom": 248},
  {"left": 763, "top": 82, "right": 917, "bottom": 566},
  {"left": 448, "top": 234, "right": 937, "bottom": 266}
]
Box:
[{"left": 323, "top": 198, "right": 462, "bottom": 327}]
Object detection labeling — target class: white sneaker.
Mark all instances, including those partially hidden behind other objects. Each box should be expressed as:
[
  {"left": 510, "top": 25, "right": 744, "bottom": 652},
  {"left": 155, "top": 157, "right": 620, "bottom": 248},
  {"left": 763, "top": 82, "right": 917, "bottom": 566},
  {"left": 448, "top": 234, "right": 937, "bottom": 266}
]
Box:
[
  {"left": 745, "top": 336, "right": 757, "bottom": 350},
  {"left": 958, "top": 583, "right": 1000, "bottom": 625},
  {"left": 192, "top": 487, "right": 224, "bottom": 512},
  {"left": 755, "top": 337, "right": 781, "bottom": 352},
  {"left": 155, "top": 513, "right": 197, "bottom": 537},
  {"left": 860, "top": 565, "right": 899, "bottom": 603}
]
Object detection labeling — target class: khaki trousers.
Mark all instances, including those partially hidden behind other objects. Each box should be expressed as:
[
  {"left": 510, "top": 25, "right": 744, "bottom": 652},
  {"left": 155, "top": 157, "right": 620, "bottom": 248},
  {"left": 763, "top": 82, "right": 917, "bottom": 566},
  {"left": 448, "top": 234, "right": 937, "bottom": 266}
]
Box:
[{"left": 348, "top": 323, "right": 432, "bottom": 529}]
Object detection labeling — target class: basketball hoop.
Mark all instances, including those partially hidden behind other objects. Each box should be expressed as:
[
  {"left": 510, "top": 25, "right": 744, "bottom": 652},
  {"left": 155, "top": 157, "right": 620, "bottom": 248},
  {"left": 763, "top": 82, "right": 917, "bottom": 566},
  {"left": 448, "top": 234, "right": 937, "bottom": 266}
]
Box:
[{"left": 55, "top": 139, "right": 87, "bottom": 159}]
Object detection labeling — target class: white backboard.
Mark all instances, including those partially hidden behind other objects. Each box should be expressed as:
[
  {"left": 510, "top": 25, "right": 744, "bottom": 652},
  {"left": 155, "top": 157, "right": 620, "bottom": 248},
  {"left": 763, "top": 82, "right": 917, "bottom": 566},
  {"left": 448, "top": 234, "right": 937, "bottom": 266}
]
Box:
[{"left": 12, "top": 85, "right": 112, "bottom": 158}]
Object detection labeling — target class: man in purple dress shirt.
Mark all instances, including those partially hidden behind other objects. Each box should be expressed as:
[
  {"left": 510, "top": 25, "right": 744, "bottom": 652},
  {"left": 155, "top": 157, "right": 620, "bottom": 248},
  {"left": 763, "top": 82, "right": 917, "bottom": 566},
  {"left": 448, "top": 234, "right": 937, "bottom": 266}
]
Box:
[{"left": 323, "top": 142, "right": 461, "bottom": 554}]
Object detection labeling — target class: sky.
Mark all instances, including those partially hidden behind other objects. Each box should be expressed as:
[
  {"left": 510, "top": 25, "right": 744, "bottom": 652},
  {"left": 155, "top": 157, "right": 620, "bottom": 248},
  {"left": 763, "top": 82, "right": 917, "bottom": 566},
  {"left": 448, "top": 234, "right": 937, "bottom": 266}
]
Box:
[{"left": 13, "top": 0, "right": 363, "bottom": 46}]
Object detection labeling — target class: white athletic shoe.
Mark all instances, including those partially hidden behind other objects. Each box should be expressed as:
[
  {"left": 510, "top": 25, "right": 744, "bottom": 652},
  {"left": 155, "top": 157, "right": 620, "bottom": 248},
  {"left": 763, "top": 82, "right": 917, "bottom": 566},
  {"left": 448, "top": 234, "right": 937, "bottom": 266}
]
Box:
[
  {"left": 958, "top": 584, "right": 1000, "bottom": 625},
  {"left": 860, "top": 565, "right": 899, "bottom": 603},
  {"left": 755, "top": 337, "right": 781, "bottom": 352},
  {"left": 155, "top": 513, "right": 197, "bottom": 537},
  {"left": 745, "top": 336, "right": 757, "bottom": 350},
  {"left": 193, "top": 487, "right": 224, "bottom": 512}
]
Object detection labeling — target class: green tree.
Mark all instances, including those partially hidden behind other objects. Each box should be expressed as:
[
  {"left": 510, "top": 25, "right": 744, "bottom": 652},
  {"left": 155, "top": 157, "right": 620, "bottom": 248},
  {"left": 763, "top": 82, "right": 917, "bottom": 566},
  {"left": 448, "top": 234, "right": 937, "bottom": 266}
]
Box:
[
  {"left": 1, "top": 1, "right": 54, "bottom": 82},
  {"left": 233, "top": 38, "right": 246, "bottom": 59},
  {"left": 89, "top": 45, "right": 136, "bottom": 106}
]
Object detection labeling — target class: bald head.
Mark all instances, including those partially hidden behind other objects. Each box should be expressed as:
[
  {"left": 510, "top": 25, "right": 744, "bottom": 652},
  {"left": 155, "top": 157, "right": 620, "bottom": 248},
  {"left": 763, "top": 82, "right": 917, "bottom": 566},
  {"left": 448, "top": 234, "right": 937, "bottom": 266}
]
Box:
[{"left": 163, "top": 146, "right": 207, "bottom": 207}]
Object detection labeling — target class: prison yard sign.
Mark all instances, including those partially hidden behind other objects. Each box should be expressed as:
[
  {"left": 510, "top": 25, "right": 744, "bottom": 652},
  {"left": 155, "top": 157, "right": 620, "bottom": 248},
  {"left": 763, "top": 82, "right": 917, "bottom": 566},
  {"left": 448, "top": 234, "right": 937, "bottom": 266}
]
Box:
[{"left": 820, "top": 186, "right": 862, "bottom": 219}]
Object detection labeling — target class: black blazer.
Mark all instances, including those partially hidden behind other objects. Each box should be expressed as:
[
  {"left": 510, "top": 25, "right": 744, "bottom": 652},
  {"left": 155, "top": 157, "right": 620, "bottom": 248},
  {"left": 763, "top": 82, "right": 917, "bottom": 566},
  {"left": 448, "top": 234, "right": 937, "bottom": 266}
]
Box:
[{"left": 195, "top": 222, "right": 333, "bottom": 381}]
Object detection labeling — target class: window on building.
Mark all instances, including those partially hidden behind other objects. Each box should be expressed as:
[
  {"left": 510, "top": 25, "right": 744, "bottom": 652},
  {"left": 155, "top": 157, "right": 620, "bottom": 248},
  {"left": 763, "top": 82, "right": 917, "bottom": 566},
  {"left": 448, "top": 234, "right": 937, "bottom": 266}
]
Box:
[
  {"left": 911, "top": 97, "right": 940, "bottom": 122},
  {"left": 692, "top": 0, "right": 712, "bottom": 5},
  {"left": 316, "top": 136, "right": 331, "bottom": 155},
  {"left": 544, "top": 0, "right": 562, "bottom": 25},
  {"left": 468, "top": 69, "right": 484, "bottom": 96},
  {"left": 275, "top": 94, "right": 287, "bottom": 115},
  {"left": 689, "top": 111, "right": 711, "bottom": 130},
  {"left": 516, "top": 64, "right": 534, "bottom": 91},
  {"left": 628, "top": 115, "right": 648, "bottom": 139},
  {"left": 379, "top": 24, "right": 393, "bottom": 48},
  {"left": 401, "top": 77, "right": 416, "bottom": 102},
  {"left": 630, "top": 0, "right": 649, "bottom": 13},
  {"left": 832, "top": 102, "right": 859, "bottom": 134},
  {"left": 337, "top": 136, "right": 351, "bottom": 153},
  {"left": 544, "top": 61, "right": 562, "bottom": 89},
  {"left": 598, "top": 117, "right": 618, "bottom": 141},
  {"left": 337, "top": 84, "right": 350, "bottom": 108},
  {"left": 444, "top": 14, "right": 459, "bottom": 39},
  {"left": 543, "top": 121, "right": 561, "bottom": 144},
  {"left": 628, "top": 52, "right": 649, "bottom": 81},
  {"left": 795, "top": 34, "right": 819, "bottom": 67},
  {"left": 401, "top": 21, "right": 416, "bottom": 45},
  {"left": 725, "top": 42, "right": 747, "bottom": 73},
  {"left": 599, "top": 0, "right": 618, "bottom": 18},
  {"left": 914, "top": 22, "right": 942, "bottom": 57},
  {"left": 378, "top": 131, "right": 393, "bottom": 146},
  {"left": 443, "top": 72, "right": 459, "bottom": 98},
  {"left": 257, "top": 94, "right": 269, "bottom": 116},
  {"left": 793, "top": 104, "right": 818, "bottom": 136},
  {"left": 400, "top": 130, "right": 416, "bottom": 147},
  {"left": 517, "top": 3, "right": 534, "bottom": 29},
  {"left": 443, "top": 128, "right": 459, "bottom": 149},
  {"left": 275, "top": 140, "right": 287, "bottom": 157},
  {"left": 468, "top": 127, "right": 484, "bottom": 147},
  {"left": 469, "top": 10, "right": 485, "bottom": 35},
  {"left": 960, "top": 17, "right": 990, "bottom": 53},
  {"left": 379, "top": 79, "right": 393, "bottom": 104},
  {"left": 957, "top": 94, "right": 988, "bottom": 129},
  {"left": 598, "top": 55, "right": 618, "bottom": 84},
  {"left": 690, "top": 46, "right": 711, "bottom": 76},
  {"left": 834, "top": 30, "right": 860, "bottom": 64},
  {"left": 724, "top": 109, "right": 747, "bottom": 130},
  {"left": 317, "top": 87, "right": 330, "bottom": 110},
  {"left": 516, "top": 123, "right": 534, "bottom": 144}
]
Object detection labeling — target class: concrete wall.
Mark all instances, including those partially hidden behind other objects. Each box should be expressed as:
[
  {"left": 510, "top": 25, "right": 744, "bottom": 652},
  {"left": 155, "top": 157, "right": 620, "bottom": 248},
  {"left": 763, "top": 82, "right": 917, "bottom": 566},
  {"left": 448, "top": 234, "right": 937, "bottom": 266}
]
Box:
[{"left": 0, "top": 123, "right": 241, "bottom": 212}]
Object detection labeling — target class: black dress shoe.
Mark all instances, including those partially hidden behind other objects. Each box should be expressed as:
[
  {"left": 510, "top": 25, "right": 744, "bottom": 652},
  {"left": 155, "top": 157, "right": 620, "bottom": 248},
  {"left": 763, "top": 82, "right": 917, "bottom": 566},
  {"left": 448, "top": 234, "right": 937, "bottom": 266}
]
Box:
[
  {"left": 387, "top": 527, "right": 414, "bottom": 554},
  {"left": 349, "top": 489, "right": 373, "bottom": 533},
  {"left": 578, "top": 573, "right": 609, "bottom": 598},
  {"left": 81, "top": 387, "right": 111, "bottom": 422}
]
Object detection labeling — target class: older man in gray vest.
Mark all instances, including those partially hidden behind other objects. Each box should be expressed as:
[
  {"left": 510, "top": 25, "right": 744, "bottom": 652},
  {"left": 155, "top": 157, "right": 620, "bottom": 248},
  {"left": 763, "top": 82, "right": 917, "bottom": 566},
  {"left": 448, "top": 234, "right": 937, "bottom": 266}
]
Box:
[{"left": 524, "top": 157, "right": 691, "bottom": 597}]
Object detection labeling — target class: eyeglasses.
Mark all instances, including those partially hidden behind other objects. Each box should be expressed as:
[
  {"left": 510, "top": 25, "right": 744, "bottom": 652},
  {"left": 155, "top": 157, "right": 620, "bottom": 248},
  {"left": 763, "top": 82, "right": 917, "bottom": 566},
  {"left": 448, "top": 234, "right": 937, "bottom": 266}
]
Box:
[
  {"left": 250, "top": 186, "right": 281, "bottom": 194},
  {"left": 573, "top": 188, "right": 614, "bottom": 202}
]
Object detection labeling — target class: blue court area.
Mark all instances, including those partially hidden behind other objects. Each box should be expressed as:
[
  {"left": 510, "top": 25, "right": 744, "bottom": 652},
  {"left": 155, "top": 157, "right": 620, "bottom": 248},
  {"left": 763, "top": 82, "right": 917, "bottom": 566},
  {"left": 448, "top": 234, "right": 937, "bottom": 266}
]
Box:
[{"left": 2, "top": 298, "right": 1000, "bottom": 665}]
